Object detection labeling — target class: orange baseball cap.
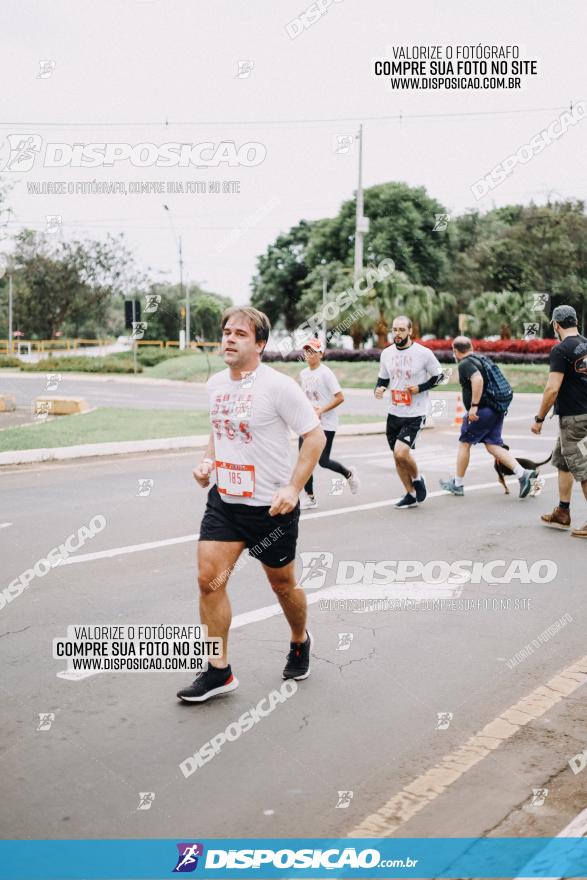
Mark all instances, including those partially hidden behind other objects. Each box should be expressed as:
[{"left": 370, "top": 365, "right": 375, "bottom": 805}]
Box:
[{"left": 302, "top": 338, "right": 324, "bottom": 353}]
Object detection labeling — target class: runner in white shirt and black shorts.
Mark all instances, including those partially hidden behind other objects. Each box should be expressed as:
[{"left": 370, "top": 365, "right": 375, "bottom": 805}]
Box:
[
  {"left": 177, "top": 307, "right": 326, "bottom": 703},
  {"left": 374, "top": 314, "right": 444, "bottom": 509},
  {"left": 297, "top": 338, "right": 360, "bottom": 509}
]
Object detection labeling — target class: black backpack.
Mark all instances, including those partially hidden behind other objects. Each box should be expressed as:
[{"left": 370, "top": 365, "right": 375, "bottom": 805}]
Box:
[{"left": 468, "top": 355, "right": 514, "bottom": 415}]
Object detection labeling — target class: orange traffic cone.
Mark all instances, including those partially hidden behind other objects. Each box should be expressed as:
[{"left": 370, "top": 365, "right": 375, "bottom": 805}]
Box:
[{"left": 453, "top": 394, "right": 465, "bottom": 426}]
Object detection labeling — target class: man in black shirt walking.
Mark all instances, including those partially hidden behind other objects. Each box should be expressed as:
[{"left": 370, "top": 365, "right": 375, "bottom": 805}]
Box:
[
  {"left": 532, "top": 305, "right": 587, "bottom": 537},
  {"left": 440, "top": 336, "right": 536, "bottom": 497}
]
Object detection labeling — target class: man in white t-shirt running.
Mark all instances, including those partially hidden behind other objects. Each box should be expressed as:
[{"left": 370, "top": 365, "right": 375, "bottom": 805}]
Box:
[
  {"left": 177, "top": 307, "right": 326, "bottom": 703},
  {"left": 297, "top": 338, "right": 360, "bottom": 509},
  {"left": 374, "top": 314, "right": 444, "bottom": 509}
]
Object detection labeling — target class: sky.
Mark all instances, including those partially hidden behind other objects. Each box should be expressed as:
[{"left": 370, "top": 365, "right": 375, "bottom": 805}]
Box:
[{"left": 1, "top": 0, "right": 586, "bottom": 305}]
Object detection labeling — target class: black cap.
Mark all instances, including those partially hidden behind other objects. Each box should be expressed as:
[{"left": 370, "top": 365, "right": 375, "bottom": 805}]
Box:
[{"left": 551, "top": 305, "right": 577, "bottom": 324}]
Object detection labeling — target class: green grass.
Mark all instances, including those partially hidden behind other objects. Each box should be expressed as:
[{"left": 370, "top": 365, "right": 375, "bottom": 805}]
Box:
[
  {"left": 144, "top": 351, "right": 226, "bottom": 381},
  {"left": 441, "top": 363, "right": 549, "bottom": 394},
  {"left": 0, "top": 356, "right": 21, "bottom": 368},
  {"left": 0, "top": 407, "right": 383, "bottom": 451},
  {"left": 147, "top": 354, "right": 549, "bottom": 392},
  {"left": 0, "top": 408, "right": 212, "bottom": 451}
]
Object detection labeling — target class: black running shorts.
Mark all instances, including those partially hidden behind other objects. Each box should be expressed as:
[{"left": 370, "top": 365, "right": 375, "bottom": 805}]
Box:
[
  {"left": 385, "top": 414, "right": 426, "bottom": 451},
  {"left": 199, "top": 485, "right": 300, "bottom": 568}
]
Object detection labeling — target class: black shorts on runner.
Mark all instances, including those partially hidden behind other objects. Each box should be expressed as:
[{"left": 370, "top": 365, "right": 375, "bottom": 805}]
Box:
[
  {"left": 385, "top": 414, "right": 426, "bottom": 451},
  {"left": 199, "top": 485, "right": 300, "bottom": 568}
]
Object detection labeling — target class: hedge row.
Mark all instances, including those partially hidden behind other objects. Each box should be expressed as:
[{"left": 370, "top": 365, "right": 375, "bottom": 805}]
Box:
[
  {"left": 19, "top": 355, "right": 142, "bottom": 373},
  {"left": 422, "top": 338, "right": 556, "bottom": 353}
]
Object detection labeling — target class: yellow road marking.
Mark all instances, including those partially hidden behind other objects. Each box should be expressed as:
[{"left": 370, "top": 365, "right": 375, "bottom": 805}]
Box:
[{"left": 350, "top": 654, "right": 587, "bottom": 837}]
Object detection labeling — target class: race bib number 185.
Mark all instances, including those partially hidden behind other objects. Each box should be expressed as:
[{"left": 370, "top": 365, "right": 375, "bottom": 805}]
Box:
[{"left": 216, "top": 461, "right": 255, "bottom": 497}]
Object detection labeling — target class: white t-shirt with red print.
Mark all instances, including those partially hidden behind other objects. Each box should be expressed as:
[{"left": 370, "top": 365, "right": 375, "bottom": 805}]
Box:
[
  {"left": 378, "top": 342, "right": 443, "bottom": 417},
  {"left": 299, "top": 363, "right": 342, "bottom": 431},
  {"left": 207, "top": 363, "right": 320, "bottom": 506}
]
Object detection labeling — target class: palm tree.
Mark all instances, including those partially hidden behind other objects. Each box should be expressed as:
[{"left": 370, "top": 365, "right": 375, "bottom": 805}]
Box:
[
  {"left": 469, "top": 291, "right": 527, "bottom": 338},
  {"left": 372, "top": 271, "right": 456, "bottom": 345}
]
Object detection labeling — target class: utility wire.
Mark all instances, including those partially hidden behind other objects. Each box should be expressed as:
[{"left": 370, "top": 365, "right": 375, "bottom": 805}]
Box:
[{"left": 0, "top": 105, "right": 578, "bottom": 129}]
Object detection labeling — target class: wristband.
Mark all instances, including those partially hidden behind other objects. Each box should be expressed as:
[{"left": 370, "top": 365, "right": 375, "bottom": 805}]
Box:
[
  {"left": 470, "top": 403, "right": 479, "bottom": 407},
  {"left": 534, "top": 415, "right": 545, "bottom": 424},
  {"left": 202, "top": 457, "right": 214, "bottom": 465}
]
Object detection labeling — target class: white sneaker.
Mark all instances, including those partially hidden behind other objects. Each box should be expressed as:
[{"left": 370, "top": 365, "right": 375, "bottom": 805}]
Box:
[
  {"left": 300, "top": 494, "right": 318, "bottom": 510},
  {"left": 347, "top": 467, "right": 360, "bottom": 495}
]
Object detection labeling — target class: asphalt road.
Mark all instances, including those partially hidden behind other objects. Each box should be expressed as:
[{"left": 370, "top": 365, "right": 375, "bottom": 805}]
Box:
[
  {"left": 0, "top": 371, "right": 213, "bottom": 414},
  {"left": 1, "top": 370, "right": 541, "bottom": 422},
  {"left": 2, "top": 412, "right": 586, "bottom": 843}
]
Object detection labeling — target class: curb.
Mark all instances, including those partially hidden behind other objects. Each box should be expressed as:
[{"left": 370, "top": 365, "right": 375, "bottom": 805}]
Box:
[{"left": 0, "top": 423, "right": 388, "bottom": 467}]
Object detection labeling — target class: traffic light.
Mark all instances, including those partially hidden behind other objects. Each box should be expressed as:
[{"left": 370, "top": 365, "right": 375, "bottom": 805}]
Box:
[
  {"left": 180, "top": 306, "right": 186, "bottom": 320},
  {"left": 124, "top": 300, "right": 141, "bottom": 329}
]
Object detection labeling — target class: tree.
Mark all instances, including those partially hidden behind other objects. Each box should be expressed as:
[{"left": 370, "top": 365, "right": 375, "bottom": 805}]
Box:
[
  {"left": 251, "top": 183, "right": 454, "bottom": 333},
  {"left": 468, "top": 291, "right": 528, "bottom": 339},
  {"left": 9, "top": 230, "right": 147, "bottom": 338},
  {"left": 448, "top": 201, "right": 587, "bottom": 333},
  {"left": 250, "top": 220, "right": 314, "bottom": 330},
  {"left": 306, "top": 182, "right": 454, "bottom": 288},
  {"left": 191, "top": 293, "right": 231, "bottom": 341},
  {"left": 297, "top": 261, "right": 372, "bottom": 349},
  {"left": 371, "top": 271, "right": 456, "bottom": 345},
  {"left": 138, "top": 282, "right": 231, "bottom": 342}
]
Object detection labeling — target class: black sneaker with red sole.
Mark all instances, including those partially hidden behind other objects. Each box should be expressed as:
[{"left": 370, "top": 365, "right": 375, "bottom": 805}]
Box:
[
  {"left": 177, "top": 665, "right": 239, "bottom": 702},
  {"left": 282, "top": 631, "right": 312, "bottom": 680}
]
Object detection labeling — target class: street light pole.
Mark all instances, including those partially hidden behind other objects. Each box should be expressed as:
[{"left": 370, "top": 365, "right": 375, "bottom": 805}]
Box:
[
  {"left": 322, "top": 273, "right": 328, "bottom": 347},
  {"left": 354, "top": 123, "right": 364, "bottom": 279},
  {"left": 163, "top": 205, "right": 188, "bottom": 349},
  {"left": 131, "top": 297, "right": 138, "bottom": 375},
  {"left": 179, "top": 236, "right": 189, "bottom": 349},
  {"left": 8, "top": 273, "right": 13, "bottom": 355}
]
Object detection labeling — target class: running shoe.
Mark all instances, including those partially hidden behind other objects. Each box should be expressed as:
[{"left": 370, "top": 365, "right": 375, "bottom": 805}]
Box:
[
  {"left": 395, "top": 493, "right": 418, "bottom": 509},
  {"left": 541, "top": 507, "right": 571, "bottom": 530},
  {"left": 176, "top": 665, "right": 239, "bottom": 702},
  {"left": 300, "top": 494, "right": 318, "bottom": 510},
  {"left": 412, "top": 475, "right": 427, "bottom": 503},
  {"left": 347, "top": 467, "right": 361, "bottom": 495},
  {"left": 439, "top": 477, "right": 464, "bottom": 496},
  {"left": 283, "top": 631, "right": 312, "bottom": 680},
  {"left": 519, "top": 469, "right": 537, "bottom": 499}
]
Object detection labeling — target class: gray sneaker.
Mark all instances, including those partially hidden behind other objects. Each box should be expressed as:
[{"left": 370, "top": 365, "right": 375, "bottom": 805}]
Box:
[
  {"left": 439, "top": 477, "right": 464, "bottom": 496},
  {"left": 347, "top": 466, "right": 361, "bottom": 495},
  {"left": 519, "top": 469, "right": 537, "bottom": 499}
]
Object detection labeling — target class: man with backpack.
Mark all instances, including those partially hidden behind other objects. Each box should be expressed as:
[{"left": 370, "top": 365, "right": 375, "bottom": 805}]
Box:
[{"left": 440, "top": 336, "right": 537, "bottom": 497}]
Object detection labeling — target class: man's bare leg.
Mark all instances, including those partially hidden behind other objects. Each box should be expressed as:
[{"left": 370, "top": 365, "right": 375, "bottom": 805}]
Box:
[
  {"left": 263, "top": 560, "right": 307, "bottom": 643},
  {"left": 394, "top": 442, "right": 418, "bottom": 493},
  {"left": 485, "top": 443, "right": 524, "bottom": 472},
  {"left": 456, "top": 441, "right": 471, "bottom": 478},
  {"left": 558, "top": 469, "right": 574, "bottom": 504},
  {"left": 197, "top": 539, "right": 245, "bottom": 667}
]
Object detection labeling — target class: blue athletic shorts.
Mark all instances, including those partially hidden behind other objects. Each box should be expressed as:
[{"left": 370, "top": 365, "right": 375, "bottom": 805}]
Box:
[{"left": 459, "top": 406, "right": 504, "bottom": 446}]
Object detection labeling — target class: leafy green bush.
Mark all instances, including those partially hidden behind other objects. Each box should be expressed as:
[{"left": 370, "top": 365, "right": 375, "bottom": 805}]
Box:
[
  {"left": 0, "top": 355, "right": 21, "bottom": 367},
  {"left": 136, "top": 347, "right": 182, "bottom": 367}
]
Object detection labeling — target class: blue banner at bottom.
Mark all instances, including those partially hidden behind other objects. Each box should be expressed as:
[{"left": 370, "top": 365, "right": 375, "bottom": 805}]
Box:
[{"left": 2, "top": 837, "right": 587, "bottom": 879}]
